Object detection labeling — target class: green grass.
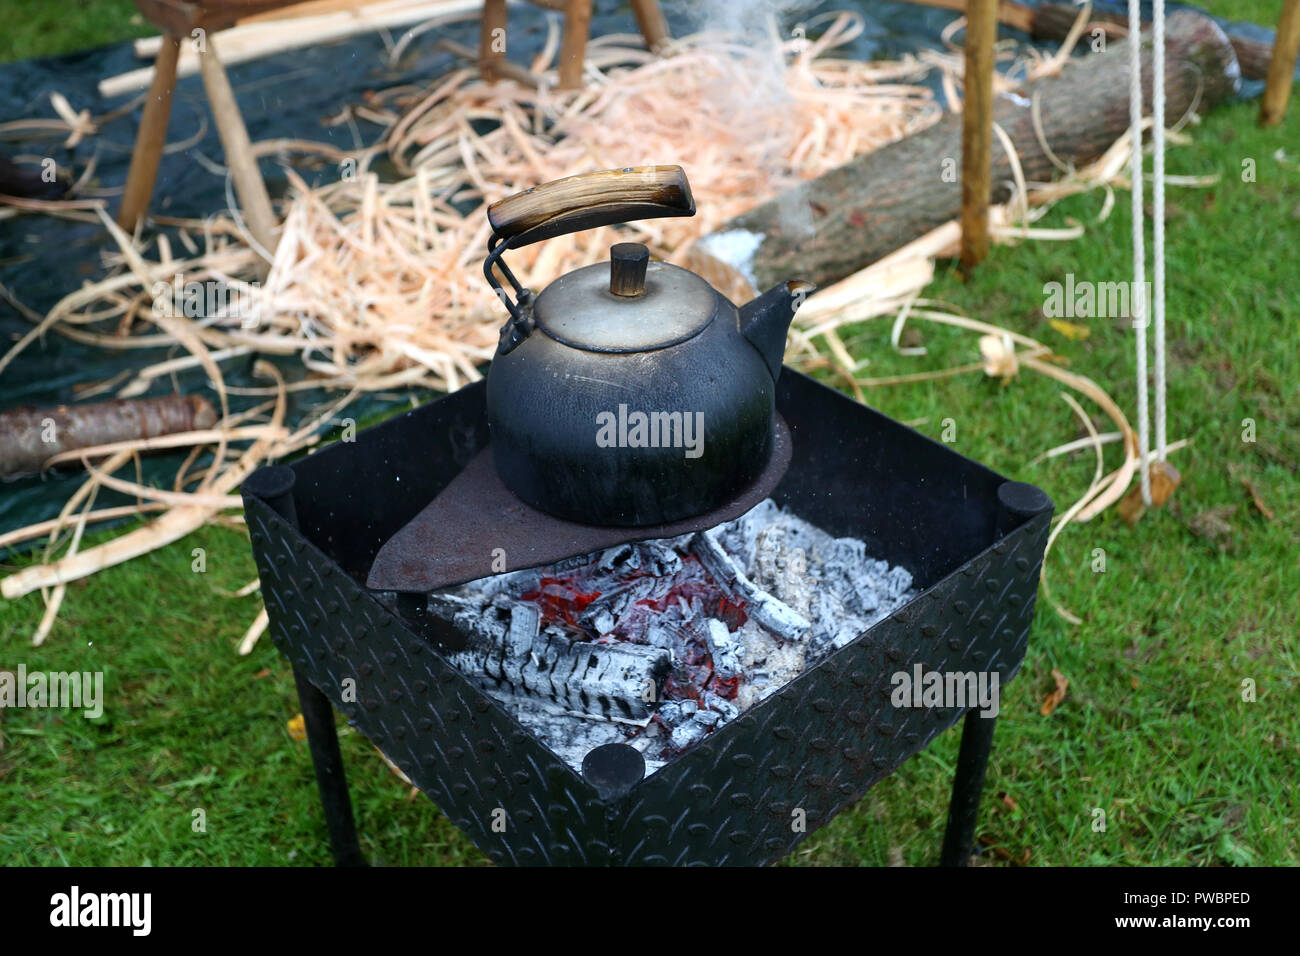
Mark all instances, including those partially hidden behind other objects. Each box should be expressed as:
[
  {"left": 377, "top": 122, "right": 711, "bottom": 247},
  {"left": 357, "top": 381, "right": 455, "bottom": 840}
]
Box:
[
  {"left": 1, "top": 1, "right": 1297, "bottom": 867},
  {"left": 0, "top": 0, "right": 150, "bottom": 62}
]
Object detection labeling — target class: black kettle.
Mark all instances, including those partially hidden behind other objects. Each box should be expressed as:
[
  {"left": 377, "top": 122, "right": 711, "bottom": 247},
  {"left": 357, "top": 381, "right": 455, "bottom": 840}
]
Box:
[{"left": 483, "top": 165, "right": 812, "bottom": 527}]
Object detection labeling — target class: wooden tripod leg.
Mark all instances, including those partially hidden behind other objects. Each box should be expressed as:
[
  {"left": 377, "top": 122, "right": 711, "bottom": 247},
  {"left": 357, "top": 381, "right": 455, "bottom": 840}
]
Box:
[
  {"left": 116, "top": 33, "right": 182, "bottom": 232},
  {"left": 197, "top": 42, "right": 279, "bottom": 260},
  {"left": 959, "top": 0, "right": 997, "bottom": 273},
  {"left": 629, "top": 0, "right": 670, "bottom": 52},
  {"left": 558, "top": 0, "right": 593, "bottom": 90},
  {"left": 1260, "top": 0, "right": 1300, "bottom": 127},
  {"left": 479, "top": 0, "right": 508, "bottom": 83}
]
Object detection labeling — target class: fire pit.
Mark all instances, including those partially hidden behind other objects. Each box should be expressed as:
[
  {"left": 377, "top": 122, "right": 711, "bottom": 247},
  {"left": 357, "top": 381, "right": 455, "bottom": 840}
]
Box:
[{"left": 242, "top": 369, "right": 1051, "bottom": 866}]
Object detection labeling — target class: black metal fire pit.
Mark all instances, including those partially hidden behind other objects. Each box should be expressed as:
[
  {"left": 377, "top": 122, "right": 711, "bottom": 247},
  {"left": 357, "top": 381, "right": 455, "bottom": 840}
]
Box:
[{"left": 242, "top": 369, "right": 1051, "bottom": 866}]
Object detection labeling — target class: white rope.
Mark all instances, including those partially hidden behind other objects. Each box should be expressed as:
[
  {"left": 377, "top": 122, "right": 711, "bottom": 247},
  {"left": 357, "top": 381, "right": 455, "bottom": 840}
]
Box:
[
  {"left": 1152, "top": 0, "right": 1168, "bottom": 465},
  {"left": 1129, "top": 0, "right": 1151, "bottom": 506}
]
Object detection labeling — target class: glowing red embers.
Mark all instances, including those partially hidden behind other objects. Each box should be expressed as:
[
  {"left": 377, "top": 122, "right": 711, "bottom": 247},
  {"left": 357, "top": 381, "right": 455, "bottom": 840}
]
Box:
[{"left": 522, "top": 577, "right": 602, "bottom": 626}]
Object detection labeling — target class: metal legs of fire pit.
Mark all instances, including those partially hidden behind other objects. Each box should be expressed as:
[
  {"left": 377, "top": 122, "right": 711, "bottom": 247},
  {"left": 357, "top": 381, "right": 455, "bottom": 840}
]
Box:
[
  {"left": 244, "top": 464, "right": 366, "bottom": 866},
  {"left": 293, "top": 666, "right": 366, "bottom": 867},
  {"left": 938, "top": 710, "right": 998, "bottom": 866},
  {"left": 936, "top": 481, "right": 1048, "bottom": 865}
]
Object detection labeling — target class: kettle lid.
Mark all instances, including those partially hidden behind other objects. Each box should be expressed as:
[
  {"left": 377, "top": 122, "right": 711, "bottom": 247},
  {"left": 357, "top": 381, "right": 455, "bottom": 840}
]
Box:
[{"left": 533, "top": 242, "right": 718, "bottom": 353}]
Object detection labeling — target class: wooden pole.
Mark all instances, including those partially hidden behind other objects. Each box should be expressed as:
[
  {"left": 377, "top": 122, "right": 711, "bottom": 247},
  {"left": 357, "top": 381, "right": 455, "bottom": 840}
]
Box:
[
  {"left": 1260, "top": 0, "right": 1300, "bottom": 126},
  {"left": 115, "top": 33, "right": 182, "bottom": 231},
  {"left": 196, "top": 43, "right": 279, "bottom": 259},
  {"left": 479, "top": 0, "right": 508, "bottom": 83},
  {"left": 960, "top": 0, "right": 997, "bottom": 273},
  {"left": 558, "top": 0, "right": 592, "bottom": 89},
  {"left": 629, "top": 0, "right": 670, "bottom": 52}
]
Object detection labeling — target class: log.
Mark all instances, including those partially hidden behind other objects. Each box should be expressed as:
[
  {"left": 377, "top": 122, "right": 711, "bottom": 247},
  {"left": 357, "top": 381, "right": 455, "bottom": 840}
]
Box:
[
  {"left": 0, "top": 155, "right": 69, "bottom": 201},
  {"left": 0, "top": 395, "right": 217, "bottom": 477},
  {"left": 1031, "top": 1, "right": 1276, "bottom": 81},
  {"left": 699, "top": 11, "right": 1239, "bottom": 294},
  {"left": 900, "top": 0, "right": 1276, "bottom": 82}
]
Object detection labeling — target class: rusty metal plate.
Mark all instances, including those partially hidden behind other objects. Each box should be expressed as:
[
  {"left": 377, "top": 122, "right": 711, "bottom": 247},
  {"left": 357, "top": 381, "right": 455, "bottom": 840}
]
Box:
[{"left": 366, "top": 415, "right": 792, "bottom": 594}]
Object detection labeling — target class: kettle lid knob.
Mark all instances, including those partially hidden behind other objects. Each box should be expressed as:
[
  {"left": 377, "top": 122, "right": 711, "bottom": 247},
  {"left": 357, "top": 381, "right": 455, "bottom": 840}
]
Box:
[{"left": 609, "top": 242, "right": 650, "bottom": 297}]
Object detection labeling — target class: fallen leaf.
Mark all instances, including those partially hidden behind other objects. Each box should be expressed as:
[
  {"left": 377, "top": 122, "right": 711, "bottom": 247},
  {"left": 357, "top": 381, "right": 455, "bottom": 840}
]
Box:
[
  {"left": 1049, "top": 319, "right": 1091, "bottom": 341},
  {"left": 998, "top": 791, "right": 1019, "bottom": 811},
  {"left": 1239, "top": 477, "right": 1274, "bottom": 520},
  {"left": 1187, "top": 505, "right": 1237, "bottom": 543},
  {"left": 1040, "top": 668, "right": 1069, "bottom": 716},
  {"left": 287, "top": 713, "right": 307, "bottom": 741},
  {"left": 978, "top": 834, "right": 1031, "bottom": 866},
  {"left": 253, "top": 668, "right": 271, "bottom": 679}
]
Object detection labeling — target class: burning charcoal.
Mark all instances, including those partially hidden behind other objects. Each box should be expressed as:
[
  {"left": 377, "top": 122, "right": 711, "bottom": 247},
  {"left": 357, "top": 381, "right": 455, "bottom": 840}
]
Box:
[
  {"left": 668, "top": 713, "right": 715, "bottom": 751},
  {"left": 589, "top": 607, "right": 617, "bottom": 636},
  {"left": 690, "top": 529, "right": 810, "bottom": 640},
  {"left": 701, "top": 618, "right": 742, "bottom": 681},
  {"left": 442, "top": 608, "right": 669, "bottom": 721},
  {"left": 509, "top": 601, "right": 541, "bottom": 643},
  {"left": 693, "top": 709, "right": 722, "bottom": 728},
  {"left": 701, "top": 692, "right": 739, "bottom": 720},
  {"left": 460, "top": 565, "right": 544, "bottom": 601},
  {"left": 430, "top": 497, "right": 916, "bottom": 772},
  {"left": 597, "top": 543, "right": 633, "bottom": 570}
]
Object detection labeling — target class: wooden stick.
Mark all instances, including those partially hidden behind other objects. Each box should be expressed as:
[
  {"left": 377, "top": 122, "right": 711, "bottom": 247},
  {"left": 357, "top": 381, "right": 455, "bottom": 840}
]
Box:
[
  {"left": 900, "top": 0, "right": 1036, "bottom": 34},
  {"left": 106, "top": 0, "right": 488, "bottom": 96},
  {"left": 558, "top": 0, "right": 592, "bottom": 90},
  {"left": 960, "top": 0, "right": 997, "bottom": 272},
  {"left": 629, "top": 0, "right": 670, "bottom": 52},
  {"left": 479, "top": 0, "right": 508, "bottom": 83},
  {"left": 116, "top": 33, "right": 182, "bottom": 231},
  {"left": 437, "top": 37, "right": 539, "bottom": 88},
  {"left": 197, "top": 43, "right": 279, "bottom": 258},
  {"left": 238, "top": 0, "right": 413, "bottom": 24},
  {"left": 0, "top": 395, "right": 217, "bottom": 478},
  {"left": 1261, "top": 0, "right": 1300, "bottom": 126}
]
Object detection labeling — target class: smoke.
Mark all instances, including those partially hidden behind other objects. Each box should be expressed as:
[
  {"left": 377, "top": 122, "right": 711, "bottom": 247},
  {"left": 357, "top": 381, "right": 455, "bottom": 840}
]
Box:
[
  {"left": 665, "top": 0, "right": 821, "bottom": 237},
  {"left": 674, "top": 0, "right": 821, "bottom": 47},
  {"left": 673, "top": 0, "right": 820, "bottom": 102}
]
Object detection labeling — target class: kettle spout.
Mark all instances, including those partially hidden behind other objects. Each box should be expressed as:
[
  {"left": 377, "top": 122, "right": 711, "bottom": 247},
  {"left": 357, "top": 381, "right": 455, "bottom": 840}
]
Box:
[{"left": 739, "top": 279, "right": 816, "bottom": 380}]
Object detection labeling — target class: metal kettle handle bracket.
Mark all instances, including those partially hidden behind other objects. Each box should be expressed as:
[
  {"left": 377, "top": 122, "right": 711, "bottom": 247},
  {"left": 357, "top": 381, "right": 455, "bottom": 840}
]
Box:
[{"left": 484, "top": 166, "right": 696, "bottom": 351}]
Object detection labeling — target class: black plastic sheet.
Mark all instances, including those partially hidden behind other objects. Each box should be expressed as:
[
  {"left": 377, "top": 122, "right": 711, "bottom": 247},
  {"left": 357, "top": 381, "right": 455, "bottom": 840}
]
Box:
[{"left": 0, "top": 0, "right": 1281, "bottom": 543}]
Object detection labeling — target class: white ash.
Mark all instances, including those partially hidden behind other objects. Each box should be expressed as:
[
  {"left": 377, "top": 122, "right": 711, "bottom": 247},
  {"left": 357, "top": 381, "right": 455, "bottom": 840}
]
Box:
[{"left": 431, "top": 499, "right": 916, "bottom": 774}]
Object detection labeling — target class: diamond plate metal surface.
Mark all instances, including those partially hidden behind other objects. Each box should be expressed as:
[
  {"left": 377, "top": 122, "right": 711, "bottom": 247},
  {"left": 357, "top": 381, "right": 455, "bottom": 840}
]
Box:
[{"left": 245, "top": 370, "right": 1051, "bottom": 866}]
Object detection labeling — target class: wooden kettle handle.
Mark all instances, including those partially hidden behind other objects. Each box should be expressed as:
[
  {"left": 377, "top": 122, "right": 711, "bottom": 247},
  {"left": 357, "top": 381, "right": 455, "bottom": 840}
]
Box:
[{"left": 487, "top": 165, "right": 695, "bottom": 246}]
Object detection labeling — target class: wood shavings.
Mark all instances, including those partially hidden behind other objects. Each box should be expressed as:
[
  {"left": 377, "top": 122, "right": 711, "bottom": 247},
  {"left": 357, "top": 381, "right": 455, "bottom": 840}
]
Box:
[{"left": 2, "top": 11, "right": 1198, "bottom": 641}]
